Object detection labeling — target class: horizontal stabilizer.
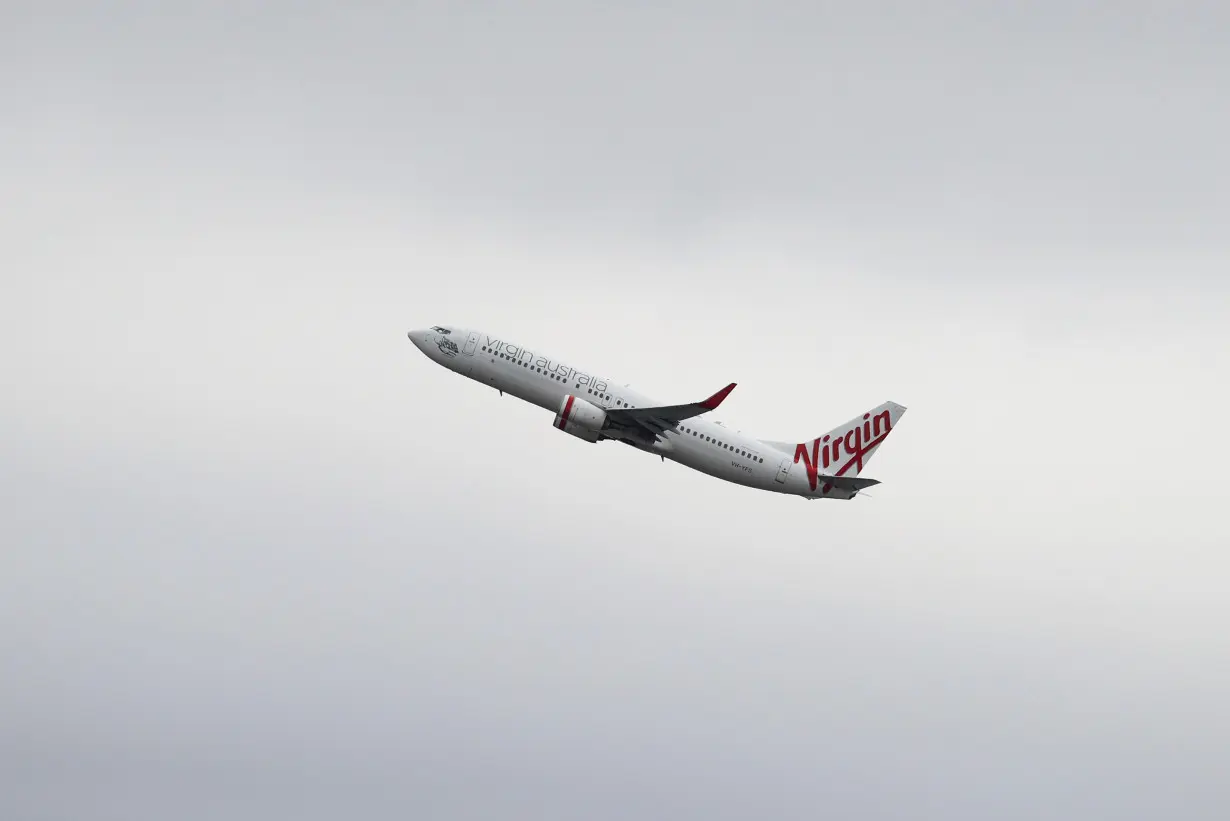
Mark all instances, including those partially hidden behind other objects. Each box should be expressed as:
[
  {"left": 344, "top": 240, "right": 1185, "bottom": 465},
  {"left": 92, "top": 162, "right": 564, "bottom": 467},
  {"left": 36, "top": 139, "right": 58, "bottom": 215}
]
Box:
[{"left": 816, "top": 475, "right": 880, "bottom": 491}]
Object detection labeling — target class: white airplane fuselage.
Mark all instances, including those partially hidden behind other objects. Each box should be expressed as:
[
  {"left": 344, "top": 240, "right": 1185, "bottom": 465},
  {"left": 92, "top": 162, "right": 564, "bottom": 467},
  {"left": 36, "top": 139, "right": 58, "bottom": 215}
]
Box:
[{"left": 407, "top": 325, "right": 905, "bottom": 500}]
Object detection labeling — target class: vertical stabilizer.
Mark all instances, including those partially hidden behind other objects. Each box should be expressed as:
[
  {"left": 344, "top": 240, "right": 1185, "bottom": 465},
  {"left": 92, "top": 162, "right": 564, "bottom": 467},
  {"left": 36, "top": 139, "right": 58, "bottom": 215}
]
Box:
[{"left": 789, "top": 401, "right": 907, "bottom": 493}]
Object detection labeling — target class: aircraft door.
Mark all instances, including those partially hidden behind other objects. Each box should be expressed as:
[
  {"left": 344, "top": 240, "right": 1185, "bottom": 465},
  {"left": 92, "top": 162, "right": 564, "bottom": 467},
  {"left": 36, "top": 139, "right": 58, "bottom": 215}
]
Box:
[
  {"left": 463, "top": 331, "right": 479, "bottom": 355},
  {"left": 775, "top": 457, "right": 791, "bottom": 484}
]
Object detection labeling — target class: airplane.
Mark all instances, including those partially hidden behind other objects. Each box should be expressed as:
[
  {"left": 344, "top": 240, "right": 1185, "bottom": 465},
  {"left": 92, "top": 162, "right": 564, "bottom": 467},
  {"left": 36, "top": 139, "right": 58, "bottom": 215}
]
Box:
[{"left": 406, "top": 325, "right": 907, "bottom": 500}]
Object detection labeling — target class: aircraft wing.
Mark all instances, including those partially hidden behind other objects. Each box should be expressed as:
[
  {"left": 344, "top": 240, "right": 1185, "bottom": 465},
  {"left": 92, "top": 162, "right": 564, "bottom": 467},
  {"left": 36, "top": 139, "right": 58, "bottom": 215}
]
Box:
[{"left": 604, "top": 382, "right": 736, "bottom": 437}]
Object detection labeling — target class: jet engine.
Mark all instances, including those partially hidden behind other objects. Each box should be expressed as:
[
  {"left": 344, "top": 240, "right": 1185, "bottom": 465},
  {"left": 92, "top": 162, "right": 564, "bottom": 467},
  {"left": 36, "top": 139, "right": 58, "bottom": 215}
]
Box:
[{"left": 553, "top": 395, "right": 608, "bottom": 442}]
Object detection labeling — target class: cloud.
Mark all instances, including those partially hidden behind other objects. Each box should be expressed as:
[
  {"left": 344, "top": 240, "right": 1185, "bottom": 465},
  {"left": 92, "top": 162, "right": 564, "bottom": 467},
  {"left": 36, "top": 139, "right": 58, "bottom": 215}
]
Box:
[{"left": 3, "top": 3, "right": 1229, "bottom": 819}]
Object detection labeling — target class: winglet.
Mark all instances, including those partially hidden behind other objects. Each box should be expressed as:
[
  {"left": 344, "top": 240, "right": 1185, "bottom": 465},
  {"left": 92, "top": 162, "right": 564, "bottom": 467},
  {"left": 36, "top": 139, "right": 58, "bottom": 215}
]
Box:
[{"left": 700, "top": 382, "right": 737, "bottom": 410}]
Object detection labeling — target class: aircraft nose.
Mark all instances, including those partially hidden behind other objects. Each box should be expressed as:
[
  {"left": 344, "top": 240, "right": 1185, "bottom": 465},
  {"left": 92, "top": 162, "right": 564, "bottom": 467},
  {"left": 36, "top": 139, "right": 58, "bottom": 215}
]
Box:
[{"left": 406, "top": 329, "right": 429, "bottom": 352}]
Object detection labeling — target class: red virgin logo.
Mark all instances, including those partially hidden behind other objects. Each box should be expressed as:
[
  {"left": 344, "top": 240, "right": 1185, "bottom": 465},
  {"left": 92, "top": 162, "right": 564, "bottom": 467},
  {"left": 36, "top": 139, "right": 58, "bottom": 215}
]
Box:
[{"left": 794, "top": 409, "right": 894, "bottom": 492}]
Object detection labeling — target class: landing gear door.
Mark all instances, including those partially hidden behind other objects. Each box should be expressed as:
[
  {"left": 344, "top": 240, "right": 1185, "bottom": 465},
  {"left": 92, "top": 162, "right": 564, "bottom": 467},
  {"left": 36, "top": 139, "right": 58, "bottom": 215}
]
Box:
[
  {"left": 463, "top": 331, "right": 479, "bottom": 355},
  {"left": 775, "top": 457, "right": 791, "bottom": 484}
]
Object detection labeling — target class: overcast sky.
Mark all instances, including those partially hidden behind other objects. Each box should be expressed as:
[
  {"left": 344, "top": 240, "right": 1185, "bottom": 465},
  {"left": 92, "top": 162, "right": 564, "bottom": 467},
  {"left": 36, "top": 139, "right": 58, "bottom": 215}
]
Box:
[{"left": 3, "top": 2, "right": 1229, "bottom": 819}]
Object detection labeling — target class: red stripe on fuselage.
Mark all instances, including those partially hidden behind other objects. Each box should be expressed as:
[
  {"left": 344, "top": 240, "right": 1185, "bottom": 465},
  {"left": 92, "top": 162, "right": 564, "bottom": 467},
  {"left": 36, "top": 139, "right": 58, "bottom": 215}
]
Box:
[{"left": 556, "top": 395, "right": 576, "bottom": 429}]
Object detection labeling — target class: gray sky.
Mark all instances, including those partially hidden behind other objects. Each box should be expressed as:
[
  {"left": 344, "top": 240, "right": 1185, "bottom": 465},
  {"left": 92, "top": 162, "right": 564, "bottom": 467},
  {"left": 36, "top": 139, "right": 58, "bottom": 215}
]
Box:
[{"left": 3, "top": 2, "right": 1229, "bottom": 819}]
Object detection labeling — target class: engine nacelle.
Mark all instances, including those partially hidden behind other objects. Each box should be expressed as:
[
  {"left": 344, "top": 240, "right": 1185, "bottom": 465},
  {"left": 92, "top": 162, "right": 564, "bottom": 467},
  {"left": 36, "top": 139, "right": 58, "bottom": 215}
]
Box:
[{"left": 553, "top": 395, "right": 608, "bottom": 442}]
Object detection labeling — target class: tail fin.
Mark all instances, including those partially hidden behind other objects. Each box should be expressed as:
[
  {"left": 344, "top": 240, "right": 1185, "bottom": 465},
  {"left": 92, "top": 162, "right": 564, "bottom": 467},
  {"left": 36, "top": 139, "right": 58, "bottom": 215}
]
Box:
[{"left": 769, "top": 401, "right": 907, "bottom": 494}]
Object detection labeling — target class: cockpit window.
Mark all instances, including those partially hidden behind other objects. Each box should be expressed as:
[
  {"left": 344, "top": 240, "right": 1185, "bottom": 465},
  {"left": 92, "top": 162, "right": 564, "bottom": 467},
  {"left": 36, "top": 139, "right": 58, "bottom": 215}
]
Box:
[{"left": 430, "top": 326, "right": 451, "bottom": 334}]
